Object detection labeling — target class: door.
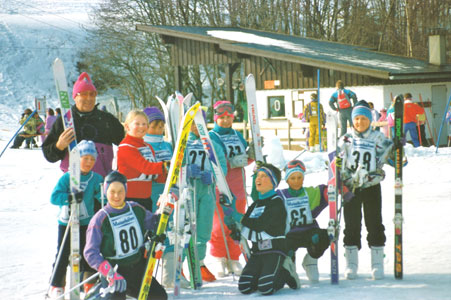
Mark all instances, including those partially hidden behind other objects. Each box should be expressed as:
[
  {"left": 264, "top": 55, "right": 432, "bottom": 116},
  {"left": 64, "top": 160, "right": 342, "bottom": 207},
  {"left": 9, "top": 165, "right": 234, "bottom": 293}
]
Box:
[{"left": 431, "top": 85, "right": 448, "bottom": 146}]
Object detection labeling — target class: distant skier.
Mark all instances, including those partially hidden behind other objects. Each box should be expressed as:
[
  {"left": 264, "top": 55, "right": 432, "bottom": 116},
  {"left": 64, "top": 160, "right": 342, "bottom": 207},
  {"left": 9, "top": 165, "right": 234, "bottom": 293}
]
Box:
[
  {"left": 42, "top": 72, "right": 124, "bottom": 176},
  {"left": 47, "top": 140, "right": 103, "bottom": 298},
  {"left": 84, "top": 171, "right": 168, "bottom": 300},
  {"left": 336, "top": 100, "right": 395, "bottom": 280},
  {"left": 329, "top": 80, "right": 357, "bottom": 137},
  {"left": 278, "top": 159, "right": 330, "bottom": 283},
  {"left": 303, "top": 93, "right": 325, "bottom": 152}
]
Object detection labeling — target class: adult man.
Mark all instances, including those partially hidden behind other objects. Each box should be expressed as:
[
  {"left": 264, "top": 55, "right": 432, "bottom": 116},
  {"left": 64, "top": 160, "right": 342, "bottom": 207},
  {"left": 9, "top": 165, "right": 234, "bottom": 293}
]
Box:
[
  {"left": 329, "top": 80, "right": 357, "bottom": 136},
  {"left": 42, "top": 72, "right": 124, "bottom": 176},
  {"left": 403, "top": 93, "right": 425, "bottom": 148}
]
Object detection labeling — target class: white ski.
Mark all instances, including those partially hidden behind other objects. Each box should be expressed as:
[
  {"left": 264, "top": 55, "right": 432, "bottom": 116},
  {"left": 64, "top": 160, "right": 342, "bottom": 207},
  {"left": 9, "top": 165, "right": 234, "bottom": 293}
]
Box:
[{"left": 245, "top": 74, "right": 264, "bottom": 162}]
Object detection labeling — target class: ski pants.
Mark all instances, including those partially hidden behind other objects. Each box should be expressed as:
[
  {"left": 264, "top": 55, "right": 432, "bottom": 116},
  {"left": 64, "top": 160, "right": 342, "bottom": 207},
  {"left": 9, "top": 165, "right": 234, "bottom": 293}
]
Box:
[
  {"left": 343, "top": 184, "right": 386, "bottom": 249},
  {"left": 339, "top": 108, "right": 353, "bottom": 137},
  {"left": 99, "top": 259, "right": 167, "bottom": 300},
  {"left": 308, "top": 119, "right": 320, "bottom": 147},
  {"left": 286, "top": 227, "right": 330, "bottom": 259},
  {"left": 404, "top": 122, "right": 420, "bottom": 147},
  {"left": 51, "top": 224, "right": 95, "bottom": 287},
  {"left": 238, "top": 252, "right": 287, "bottom": 295},
  {"left": 210, "top": 167, "right": 247, "bottom": 260}
]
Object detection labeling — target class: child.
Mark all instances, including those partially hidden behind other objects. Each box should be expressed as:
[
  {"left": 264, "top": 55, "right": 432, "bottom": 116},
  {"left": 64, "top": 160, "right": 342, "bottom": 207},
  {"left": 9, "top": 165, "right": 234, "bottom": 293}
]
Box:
[
  {"left": 337, "top": 100, "right": 394, "bottom": 280},
  {"left": 303, "top": 93, "right": 325, "bottom": 152},
  {"left": 84, "top": 171, "right": 167, "bottom": 300},
  {"left": 278, "top": 159, "right": 330, "bottom": 283},
  {"left": 143, "top": 106, "right": 173, "bottom": 213},
  {"left": 117, "top": 110, "right": 169, "bottom": 211},
  {"left": 48, "top": 140, "right": 103, "bottom": 298},
  {"left": 209, "top": 100, "right": 251, "bottom": 277},
  {"left": 238, "top": 163, "right": 299, "bottom": 295}
]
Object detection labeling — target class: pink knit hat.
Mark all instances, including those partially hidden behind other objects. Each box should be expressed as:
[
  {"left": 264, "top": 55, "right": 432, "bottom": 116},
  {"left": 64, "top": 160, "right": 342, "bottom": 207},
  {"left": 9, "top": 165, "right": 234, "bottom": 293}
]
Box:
[
  {"left": 72, "top": 72, "right": 97, "bottom": 99},
  {"left": 213, "top": 100, "right": 235, "bottom": 122}
]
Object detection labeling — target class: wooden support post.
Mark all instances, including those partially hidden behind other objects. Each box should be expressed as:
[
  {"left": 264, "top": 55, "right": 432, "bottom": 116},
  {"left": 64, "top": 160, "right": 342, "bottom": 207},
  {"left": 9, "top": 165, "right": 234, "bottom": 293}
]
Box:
[
  {"left": 288, "top": 119, "right": 292, "bottom": 150},
  {"left": 174, "top": 66, "right": 182, "bottom": 92}
]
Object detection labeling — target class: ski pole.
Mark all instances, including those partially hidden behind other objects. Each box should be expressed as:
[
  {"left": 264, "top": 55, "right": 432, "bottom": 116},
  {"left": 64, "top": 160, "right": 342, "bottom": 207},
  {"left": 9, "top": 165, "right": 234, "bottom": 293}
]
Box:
[
  {"left": 214, "top": 204, "right": 235, "bottom": 279},
  {"left": 55, "top": 271, "right": 100, "bottom": 300},
  {"left": 0, "top": 109, "right": 37, "bottom": 158},
  {"left": 46, "top": 212, "right": 73, "bottom": 295},
  {"left": 419, "top": 94, "right": 435, "bottom": 145}
]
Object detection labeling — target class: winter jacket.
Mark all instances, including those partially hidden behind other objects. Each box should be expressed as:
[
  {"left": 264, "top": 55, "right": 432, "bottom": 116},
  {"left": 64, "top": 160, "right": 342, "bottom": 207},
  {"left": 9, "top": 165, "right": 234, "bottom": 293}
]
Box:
[
  {"left": 404, "top": 100, "right": 425, "bottom": 124},
  {"left": 117, "top": 134, "right": 166, "bottom": 199},
  {"left": 329, "top": 88, "right": 357, "bottom": 111},
  {"left": 42, "top": 104, "right": 124, "bottom": 176},
  {"left": 337, "top": 127, "right": 394, "bottom": 190}
]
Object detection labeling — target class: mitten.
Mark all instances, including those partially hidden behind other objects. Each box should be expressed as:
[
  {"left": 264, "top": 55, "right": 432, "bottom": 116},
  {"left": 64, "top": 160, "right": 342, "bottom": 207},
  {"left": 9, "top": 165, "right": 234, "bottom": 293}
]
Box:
[
  {"left": 187, "top": 164, "right": 201, "bottom": 178},
  {"left": 68, "top": 191, "right": 84, "bottom": 204},
  {"left": 200, "top": 171, "right": 213, "bottom": 185},
  {"left": 98, "top": 261, "right": 126, "bottom": 293}
]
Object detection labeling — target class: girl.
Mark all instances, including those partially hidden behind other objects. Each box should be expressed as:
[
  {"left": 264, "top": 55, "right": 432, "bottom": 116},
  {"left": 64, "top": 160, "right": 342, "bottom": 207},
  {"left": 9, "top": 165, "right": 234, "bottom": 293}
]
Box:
[
  {"left": 337, "top": 100, "right": 394, "bottom": 280},
  {"left": 209, "top": 100, "right": 251, "bottom": 277},
  {"left": 238, "top": 163, "right": 299, "bottom": 295},
  {"left": 117, "top": 110, "right": 168, "bottom": 211},
  {"left": 48, "top": 140, "right": 103, "bottom": 298},
  {"left": 143, "top": 106, "right": 173, "bottom": 212},
  {"left": 84, "top": 171, "right": 167, "bottom": 299},
  {"left": 278, "top": 159, "right": 330, "bottom": 282}
]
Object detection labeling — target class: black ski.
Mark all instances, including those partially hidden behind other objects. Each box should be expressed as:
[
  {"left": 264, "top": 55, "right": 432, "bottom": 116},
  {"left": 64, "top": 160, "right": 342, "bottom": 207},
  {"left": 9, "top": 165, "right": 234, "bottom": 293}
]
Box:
[{"left": 393, "top": 94, "right": 404, "bottom": 279}]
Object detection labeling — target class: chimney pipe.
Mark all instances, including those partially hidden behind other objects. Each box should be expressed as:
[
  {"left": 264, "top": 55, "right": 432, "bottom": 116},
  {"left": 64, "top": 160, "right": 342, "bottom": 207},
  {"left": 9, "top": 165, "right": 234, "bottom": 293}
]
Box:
[{"left": 429, "top": 34, "right": 446, "bottom": 66}]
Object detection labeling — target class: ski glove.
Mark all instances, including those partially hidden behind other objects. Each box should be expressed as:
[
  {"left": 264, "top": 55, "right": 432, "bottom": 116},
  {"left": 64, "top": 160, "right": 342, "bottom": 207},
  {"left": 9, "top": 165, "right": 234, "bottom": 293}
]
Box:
[
  {"left": 98, "top": 261, "right": 126, "bottom": 293},
  {"left": 187, "top": 164, "right": 201, "bottom": 179},
  {"left": 229, "top": 153, "right": 248, "bottom": 169},
  {"left": 247, "top": 143, "right": 256, "bottom": 160},
  {"left": 68, "top": 191, "right": 84, "bottom": 204},
  {"left": 201, "top": 171, "right": 213, "bottom": 185},
  {"left": 219, "top": 194, "right": 243, "bottom": 226},
  {"left": 335, "top": 156, "right": 342, "bottom": 170}
]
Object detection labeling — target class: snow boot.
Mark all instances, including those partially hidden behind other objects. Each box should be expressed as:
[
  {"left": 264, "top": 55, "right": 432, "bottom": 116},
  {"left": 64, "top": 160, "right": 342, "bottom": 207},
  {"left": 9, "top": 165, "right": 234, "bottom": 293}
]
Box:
[
  {"left": 227, "top": 259, "right": 243, "bottom": 276},
  {"left": 282, "top": 256, "right": 300, "bottom": 289},
  {"left": 212, "top": 256, "right": 227, "bottom": 278},
  {"left": 371, "top": 246, "right": 385, "bottom": 280},
  {"left": 344, "top": 245, "right": 359, "bottom": 279},
  {"left": 200, "top": 259, "right": 216, "bottom": 282},
  {"left": 314, "top": 144, "right": 320, "bottom": 152},
  {"left": 162, "top": 252, "right": 190, "bottom": 289},
  {"left": 302, "top": 253, "right": 319, "bottom": 282},
  {"left": 48, "top": 286, "right": 64, "bottom": 299}
]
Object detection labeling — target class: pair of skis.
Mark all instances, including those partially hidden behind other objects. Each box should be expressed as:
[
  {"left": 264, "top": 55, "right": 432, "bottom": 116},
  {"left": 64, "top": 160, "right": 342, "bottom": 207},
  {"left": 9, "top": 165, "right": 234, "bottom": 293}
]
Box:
[{"left": 52, "top": 58, "right": 82, "bottom": 300}]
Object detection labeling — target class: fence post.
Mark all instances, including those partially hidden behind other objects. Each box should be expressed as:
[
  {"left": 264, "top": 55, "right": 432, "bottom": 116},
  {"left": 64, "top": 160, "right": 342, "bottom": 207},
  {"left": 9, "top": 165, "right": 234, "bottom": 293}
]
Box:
[{"left": 288, "top": 119, "right": 292, "bottom": 150}]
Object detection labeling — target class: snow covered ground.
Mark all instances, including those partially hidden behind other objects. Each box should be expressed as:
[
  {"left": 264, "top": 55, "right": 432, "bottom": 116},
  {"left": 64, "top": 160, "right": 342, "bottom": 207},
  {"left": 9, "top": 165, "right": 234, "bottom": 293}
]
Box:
[
  {"left": 1, "top": 1, "right": 451, "bottom": 299},
  {"left": 1, "top": 131, "right": 450, "bottom": 299}
]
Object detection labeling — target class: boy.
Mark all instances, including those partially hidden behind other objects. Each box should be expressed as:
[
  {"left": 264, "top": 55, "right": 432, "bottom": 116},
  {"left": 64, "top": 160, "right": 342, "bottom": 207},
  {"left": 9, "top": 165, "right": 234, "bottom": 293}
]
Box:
[
  {"left": 238, "top": 163, "right": 299, "bottom": 295},
  {"left": 84, "top": 171, "right": 167, "bottom": 299},
  {"left": 48, "top": 140, "right": 103, "bottom": 298},
  {"left": 278, "top": 159, "right": 330, "bottom": 282},
  {"left": 337, "top": 100, "right": 394, "bottom": 280}
]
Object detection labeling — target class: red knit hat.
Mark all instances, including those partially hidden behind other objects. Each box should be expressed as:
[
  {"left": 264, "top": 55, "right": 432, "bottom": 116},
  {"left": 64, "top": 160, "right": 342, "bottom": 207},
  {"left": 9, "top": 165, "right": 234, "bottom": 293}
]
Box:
[{"left": 72, "top": 72, "right": 97, "bottom": 99}]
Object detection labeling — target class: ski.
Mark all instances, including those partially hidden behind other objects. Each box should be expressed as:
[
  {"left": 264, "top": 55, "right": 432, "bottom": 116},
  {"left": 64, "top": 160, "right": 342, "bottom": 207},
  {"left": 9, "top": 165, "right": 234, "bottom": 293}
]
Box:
[
  {"left": 326, "top": 111, "right": 339, "bottom": 284},
  {"left": 155, "top": 95, "right": 172, "bottom": 145},
  {"left": 53, "top": 57, "right": 81, "bottom": 299},
  {"left": 393, "top": 94, "right": 404, "bottom": 279},
  {"left": 193, "top": 109, "right": 251, "bottom": 260},
  {"left": 138, "top": 102, "right": 200, "bottom": 300},
  {"left": 245, "top": 74, "right": 264, "bottom": 162},
  {"left": 185, "top": 181, "right": 202, "bottom": 289}
]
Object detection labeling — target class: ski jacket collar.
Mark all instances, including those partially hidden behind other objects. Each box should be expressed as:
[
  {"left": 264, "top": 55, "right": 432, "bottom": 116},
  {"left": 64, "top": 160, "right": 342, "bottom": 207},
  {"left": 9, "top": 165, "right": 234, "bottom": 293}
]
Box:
[
  {"left": 144, "top": 133, "right": 164, "bottom": 144},
  {"left": 287, "top": 187, "right": 305, "bottom": 197},
  {"left": 213, "top": 123, "right": 234, "bottom": 135},
  {"left": 72, "top": 103, "right": 99, "bottom": 117},
  {"left": 258, "top": 190, "right": 277, "bottom": 200},
  {"left": 352, "top": 126, "right": 372, "bottom": 138}
]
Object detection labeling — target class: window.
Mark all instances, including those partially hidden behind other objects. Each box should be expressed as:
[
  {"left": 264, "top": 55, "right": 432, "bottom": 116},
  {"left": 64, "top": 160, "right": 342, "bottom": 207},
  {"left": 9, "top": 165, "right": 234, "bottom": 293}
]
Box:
[{"left": 268, "top": 95, "right": 285, "bottom": 118}]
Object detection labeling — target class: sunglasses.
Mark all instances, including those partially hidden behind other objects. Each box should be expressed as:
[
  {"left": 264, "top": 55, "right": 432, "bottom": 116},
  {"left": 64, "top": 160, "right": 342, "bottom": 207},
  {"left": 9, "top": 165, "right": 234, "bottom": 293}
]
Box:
[
  {"left": 214, "top": 103, "right": 235, "bottom": 116},
  {"left": 287, "top": 160, "right": 306, "bottom": 172}
]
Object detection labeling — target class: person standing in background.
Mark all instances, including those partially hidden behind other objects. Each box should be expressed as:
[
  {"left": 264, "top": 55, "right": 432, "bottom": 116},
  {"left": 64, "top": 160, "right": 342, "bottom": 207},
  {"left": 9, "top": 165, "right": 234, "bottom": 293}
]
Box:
[{"left": 329, "top": 80, "right": 357, "bottom": 136}]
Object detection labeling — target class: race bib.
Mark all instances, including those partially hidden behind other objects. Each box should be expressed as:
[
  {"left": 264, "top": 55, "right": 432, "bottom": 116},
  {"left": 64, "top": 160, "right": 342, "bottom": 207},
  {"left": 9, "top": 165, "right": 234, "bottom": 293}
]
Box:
[
  {"left": 218, "top": 133, "right": 245, "bottom": 159},
  {"left": 285, "top": 195, "right": 313, "bottom": 227},
  {"left": 187, "top": 140, "right": 210, "bottom": 171},
  {"left": 249, "top": 206, "right": 265, "bottom": 219},
  {"left": 346, "top": 138, "right": 376, "bottom": 172},
  {"left": 106, "top": 204, "right": 143, "bottom": 260}
]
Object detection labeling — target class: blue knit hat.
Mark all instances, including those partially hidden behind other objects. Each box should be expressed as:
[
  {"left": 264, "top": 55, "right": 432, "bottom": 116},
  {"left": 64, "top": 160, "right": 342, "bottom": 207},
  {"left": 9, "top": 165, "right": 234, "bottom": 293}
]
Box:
[
  {"left": 285, "top": 160, "right": 306, "bottom": 181},
  {"left": 352, "top": 100, "right": 372, "bottom": 122},
  {"left": 77, "top": 140, "right": 97, "bottom": 159},
  {"left": 257, "top": 163, "right": 281, "bottom": 188},
  {"left": 143, "top": 107, "right": 165, "bottom": 124},
  {"left": 104, "top": 171, "right": 127, "bottom": 194}
]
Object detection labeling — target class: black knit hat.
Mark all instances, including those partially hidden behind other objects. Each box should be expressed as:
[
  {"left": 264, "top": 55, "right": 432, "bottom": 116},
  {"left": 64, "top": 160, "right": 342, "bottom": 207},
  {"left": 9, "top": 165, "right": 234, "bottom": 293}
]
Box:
[{"left": 104, "top": 171, "right": 127, "bottom": 193}]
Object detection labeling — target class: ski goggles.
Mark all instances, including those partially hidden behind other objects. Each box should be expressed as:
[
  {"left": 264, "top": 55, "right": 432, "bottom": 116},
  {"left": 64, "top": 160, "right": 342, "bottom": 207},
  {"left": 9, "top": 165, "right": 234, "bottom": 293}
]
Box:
[
  {"left": 285, "top": 160, "right": 306, "bottom": 180},
  {"left": 214, "top": 103, "right": 235, "bottom": 116}
]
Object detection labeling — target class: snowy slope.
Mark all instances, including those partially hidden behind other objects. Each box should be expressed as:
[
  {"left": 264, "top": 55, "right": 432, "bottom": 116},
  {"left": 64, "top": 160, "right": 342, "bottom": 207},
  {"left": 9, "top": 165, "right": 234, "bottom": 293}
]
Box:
[{"left": 0, "top": 0, "right": 98, "bottom": 130}]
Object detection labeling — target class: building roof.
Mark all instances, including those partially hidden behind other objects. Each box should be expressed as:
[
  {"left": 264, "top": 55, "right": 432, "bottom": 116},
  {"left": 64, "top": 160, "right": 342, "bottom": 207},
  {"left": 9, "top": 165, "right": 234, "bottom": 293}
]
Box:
[{"left": 136, "top": 25, "right": 451, "bottom": 81}]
